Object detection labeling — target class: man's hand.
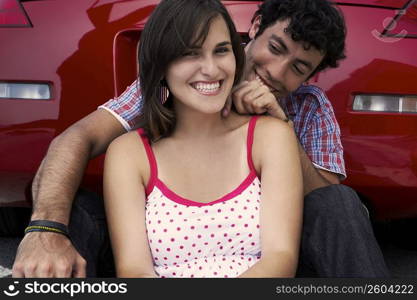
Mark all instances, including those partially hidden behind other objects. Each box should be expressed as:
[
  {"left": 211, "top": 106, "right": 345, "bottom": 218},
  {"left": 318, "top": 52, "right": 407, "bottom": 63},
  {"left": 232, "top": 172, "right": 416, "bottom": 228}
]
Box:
[
  {"left": 222, "top": 79, "right": 288, "bottom": 121},
  {"left": 12, "top": 232, "right": 86, "bottom": 278}
]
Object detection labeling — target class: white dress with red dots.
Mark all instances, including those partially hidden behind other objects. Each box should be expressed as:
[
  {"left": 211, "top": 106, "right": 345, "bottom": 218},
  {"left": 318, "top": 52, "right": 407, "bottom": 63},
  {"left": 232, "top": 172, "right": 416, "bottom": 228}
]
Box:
[{"left": 138, "top": 116, "right": 261, "bottom": 278}]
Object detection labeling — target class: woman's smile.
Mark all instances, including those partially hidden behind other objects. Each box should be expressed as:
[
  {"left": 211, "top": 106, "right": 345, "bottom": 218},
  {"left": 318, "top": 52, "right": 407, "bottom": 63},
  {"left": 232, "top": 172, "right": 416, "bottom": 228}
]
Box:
[{"left": 190, "top": 80, "right": 223, "bottom": 96}]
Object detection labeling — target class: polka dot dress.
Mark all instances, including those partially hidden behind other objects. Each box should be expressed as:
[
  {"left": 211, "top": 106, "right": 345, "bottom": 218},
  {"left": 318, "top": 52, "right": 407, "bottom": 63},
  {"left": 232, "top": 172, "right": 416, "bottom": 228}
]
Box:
[
  {"left": 145, "top": 177, "right": 261, "bottom": 278},
  {"left": 139, "top": 116, "right": 261, "bottom": 278}
]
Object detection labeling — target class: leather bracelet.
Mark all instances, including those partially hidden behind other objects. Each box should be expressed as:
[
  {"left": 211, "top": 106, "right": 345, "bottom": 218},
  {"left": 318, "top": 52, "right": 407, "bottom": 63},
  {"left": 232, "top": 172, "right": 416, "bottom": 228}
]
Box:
[{"left": 24, "top": 220, "right": 70, "bottom": 238}]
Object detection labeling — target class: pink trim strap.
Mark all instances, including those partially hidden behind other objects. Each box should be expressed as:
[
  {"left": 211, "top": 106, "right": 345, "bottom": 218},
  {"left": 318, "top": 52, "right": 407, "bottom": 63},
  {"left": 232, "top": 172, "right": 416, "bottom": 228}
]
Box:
[
  {"left": 155, "top": 172, "right": 257, "bottom": 207},
  {"left": 246, "top": 115, "right": 259, "bottom": 173},
  {"left": 136, "top": 128, "right": 158, "bottom": 195}
]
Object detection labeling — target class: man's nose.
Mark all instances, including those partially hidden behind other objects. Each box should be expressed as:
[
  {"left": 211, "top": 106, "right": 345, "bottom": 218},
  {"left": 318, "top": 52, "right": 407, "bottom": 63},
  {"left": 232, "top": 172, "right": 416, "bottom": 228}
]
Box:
[{"left": 267, "top": 58, "right": 290, "bottom": 84}]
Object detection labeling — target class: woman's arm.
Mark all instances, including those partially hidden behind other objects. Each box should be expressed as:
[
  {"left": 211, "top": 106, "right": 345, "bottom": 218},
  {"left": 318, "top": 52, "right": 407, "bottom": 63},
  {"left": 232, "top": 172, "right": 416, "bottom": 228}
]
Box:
[
  {"left": 239, "top": 117, "right": 303, "bottom": 278},
  {"left": 103, "top": 132, "right": 157, "bottom": 278}
]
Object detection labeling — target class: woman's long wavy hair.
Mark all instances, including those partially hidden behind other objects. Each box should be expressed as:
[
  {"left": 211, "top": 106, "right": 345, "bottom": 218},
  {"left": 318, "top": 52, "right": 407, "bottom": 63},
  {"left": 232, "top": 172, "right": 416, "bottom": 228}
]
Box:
[{"left": 137, "top": 0, "right": 245, "bottom": 142}]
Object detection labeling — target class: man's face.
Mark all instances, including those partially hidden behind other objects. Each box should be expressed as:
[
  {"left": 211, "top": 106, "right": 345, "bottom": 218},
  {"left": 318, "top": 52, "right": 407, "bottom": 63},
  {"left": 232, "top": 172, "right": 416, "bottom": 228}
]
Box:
[{"left": 244, "top": 16, "right": 325, "bottom": 98}]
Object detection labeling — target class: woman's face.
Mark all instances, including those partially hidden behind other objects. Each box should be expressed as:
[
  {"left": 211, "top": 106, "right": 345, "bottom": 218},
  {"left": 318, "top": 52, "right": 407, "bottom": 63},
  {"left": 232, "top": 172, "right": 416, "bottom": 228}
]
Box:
[{"left": 165, "top": 16, "right": 236, "bottom": 115}]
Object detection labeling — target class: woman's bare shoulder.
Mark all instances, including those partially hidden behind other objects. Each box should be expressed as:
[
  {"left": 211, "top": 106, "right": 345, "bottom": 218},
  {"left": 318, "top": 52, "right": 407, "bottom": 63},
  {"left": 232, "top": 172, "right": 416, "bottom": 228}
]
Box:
[
  {"left": 106, "top": 130, "right": 149, "bottom": 169},
  {"left": 108, "top": 130, "right": 143, "bottom": 152},
  {"left": 254, "top": 116, "right": 294, "bottom": 139},
  {"left": 251, "top": 116, "right": 298, "bottom": 170},
  {"left": 226, "top": 113, "right": 290, "bottom": 134}
]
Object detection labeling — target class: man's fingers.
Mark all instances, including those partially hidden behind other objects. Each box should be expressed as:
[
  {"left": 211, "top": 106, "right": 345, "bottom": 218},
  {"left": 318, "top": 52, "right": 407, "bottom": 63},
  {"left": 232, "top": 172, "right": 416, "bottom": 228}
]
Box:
[
  {"left": 232, "top": 80, "right": 261, "bottom": 115},
  {"left": 242, "top": 85, "right": 276, "bottom": 116},
  {"left": 11, "top": 232, "right": 84, "bottom": 278},
  {"left": 72, "top": 257, "right": 87, "bottom": 278},
  {"left": 53, "top": 256, "right": 75, "bottom": 278},
  {"left": 23, "top": 263, "right": 36, "bottom": 278},
  {"left": 249, "top": 96, "right": 270, "bottom": 115},
  {"left": 12, "top": 263, "right": 24, "bottom": 278},
  {"left": 265, "top": 99, "right": 287, "bottom": 119},
  {"left": 231, "top": 79, "right": 288, "bottom": 119},
  {"left": 243, "top": 87, "right": 265, "bottom": 103},
  {"left": 35, "top": 263, "right": 53, "bottom": 278},
  {"left": 232, "top": 93, "right": 248, "bottom": 114},
  {"left": 242, "top": 100, "right": 254, "bottom": 114},
  {"left": 250, "top": 94, "right": 287, "bottom": 120},
  {"left": 254, "top": 82, "right": 288, "bottom": 120},
  {"left": 251, "top": 100, "right": 267, "bottom": 114},
  {"left": 233, "top": 80, "right": 260, "bottom": 99},
  {"left": 231, "top": 80, "right": 249, "bottom": 93}
]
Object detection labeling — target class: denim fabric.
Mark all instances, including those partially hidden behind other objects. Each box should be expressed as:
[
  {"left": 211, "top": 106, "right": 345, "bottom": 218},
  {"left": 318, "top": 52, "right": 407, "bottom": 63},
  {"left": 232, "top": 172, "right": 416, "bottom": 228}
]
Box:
[
  {"left": 69, "top": 185, "right": 390, "bottom": 278},
  {"left": 68, "top": 189, "right": 115, "bottom": 277},
  {"left": 296, "top": 184, "right": 390, "bottom": 277}
]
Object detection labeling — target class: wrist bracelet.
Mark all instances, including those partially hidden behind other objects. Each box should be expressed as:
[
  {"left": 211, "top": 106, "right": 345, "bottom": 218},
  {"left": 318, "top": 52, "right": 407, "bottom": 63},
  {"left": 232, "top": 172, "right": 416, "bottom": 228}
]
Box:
[{"left": 24, "top": 220, "right": 70, "bottom": 238}]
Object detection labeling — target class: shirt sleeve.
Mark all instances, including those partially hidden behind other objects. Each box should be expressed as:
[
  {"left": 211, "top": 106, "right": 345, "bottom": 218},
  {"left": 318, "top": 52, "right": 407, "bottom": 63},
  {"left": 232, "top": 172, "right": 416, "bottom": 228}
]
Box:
[
  {"left": 299, "top": 94, "right": 347, "bottom": 180},
  {"left": 98, "top": 80, "right": 143, "bottom": 131}
]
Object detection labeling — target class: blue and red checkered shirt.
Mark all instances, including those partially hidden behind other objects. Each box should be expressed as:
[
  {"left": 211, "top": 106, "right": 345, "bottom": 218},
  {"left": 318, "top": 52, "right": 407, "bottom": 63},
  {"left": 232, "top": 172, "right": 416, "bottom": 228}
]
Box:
[{"left": 99, "top": 80, "right": 346, "bottom": 179}]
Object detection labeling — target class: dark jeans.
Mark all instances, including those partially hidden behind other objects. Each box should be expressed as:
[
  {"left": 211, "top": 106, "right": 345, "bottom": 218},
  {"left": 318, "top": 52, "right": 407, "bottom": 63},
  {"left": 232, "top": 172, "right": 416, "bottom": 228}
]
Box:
[
  {"left": 68, "top": 189, "right": 114, "bottom": 277},
  {"left": 69, "top": 184, "right": 390, "bottom": 277},
  {"left": 296, "top": 184, "right": 390, "bottom": 277}
]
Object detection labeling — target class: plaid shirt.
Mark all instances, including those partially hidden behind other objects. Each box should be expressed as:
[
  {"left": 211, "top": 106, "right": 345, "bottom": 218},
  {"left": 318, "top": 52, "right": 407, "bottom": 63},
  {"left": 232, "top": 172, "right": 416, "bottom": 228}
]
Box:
[{"left": 99, "top": 80, "right": 346, "bottom": 179}]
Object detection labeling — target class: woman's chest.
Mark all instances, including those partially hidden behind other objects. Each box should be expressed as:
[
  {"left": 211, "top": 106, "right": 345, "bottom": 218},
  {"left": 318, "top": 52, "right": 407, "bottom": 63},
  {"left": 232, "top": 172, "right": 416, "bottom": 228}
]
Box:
[{"left": 145, "top": 178, "right": 262, "bottom": 260}]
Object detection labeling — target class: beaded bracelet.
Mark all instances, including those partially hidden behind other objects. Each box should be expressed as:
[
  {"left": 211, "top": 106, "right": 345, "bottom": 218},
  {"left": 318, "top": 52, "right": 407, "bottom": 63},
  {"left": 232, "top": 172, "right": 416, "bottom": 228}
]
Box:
[{"left": 24, "top": 220, "right": 70, "bottom": 238}]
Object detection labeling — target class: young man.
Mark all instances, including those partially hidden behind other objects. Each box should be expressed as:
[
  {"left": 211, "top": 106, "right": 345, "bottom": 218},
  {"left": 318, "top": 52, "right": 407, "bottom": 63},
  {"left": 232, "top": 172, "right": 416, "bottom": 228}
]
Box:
[{"left": 12, "top": 0, "right": 389, "bottom": 278}]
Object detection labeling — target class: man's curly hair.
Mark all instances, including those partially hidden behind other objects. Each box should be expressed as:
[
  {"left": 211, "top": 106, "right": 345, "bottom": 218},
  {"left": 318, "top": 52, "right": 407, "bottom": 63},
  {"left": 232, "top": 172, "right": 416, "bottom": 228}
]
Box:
[{"left": 253, "top": 0, "right": 346, "bottom": 77}]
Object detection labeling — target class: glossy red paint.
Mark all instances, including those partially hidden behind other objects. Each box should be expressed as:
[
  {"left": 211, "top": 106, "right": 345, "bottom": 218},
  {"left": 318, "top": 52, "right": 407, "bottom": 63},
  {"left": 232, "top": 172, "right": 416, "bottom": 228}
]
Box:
[
  {"left": 1, "top": 0, "right": 416, "bottom": 220},
  {"left": 337, "top": 0, "right": 409, "bottom": 8},
  {"left": 0, "top": 0, "right": 31, "bottom": 27},
  {"left": 388, "top": 2, "right": 417, "bottom": 37}
]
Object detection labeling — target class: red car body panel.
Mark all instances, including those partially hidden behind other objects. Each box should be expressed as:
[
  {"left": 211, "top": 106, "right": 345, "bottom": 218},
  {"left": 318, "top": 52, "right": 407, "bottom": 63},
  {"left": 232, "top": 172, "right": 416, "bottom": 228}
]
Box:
[
  {"left": 339, "top": 0, "right": 409, "bottom": 8},
  {"left": 1, "top": 0, "right": 416, "bottom": 220}
]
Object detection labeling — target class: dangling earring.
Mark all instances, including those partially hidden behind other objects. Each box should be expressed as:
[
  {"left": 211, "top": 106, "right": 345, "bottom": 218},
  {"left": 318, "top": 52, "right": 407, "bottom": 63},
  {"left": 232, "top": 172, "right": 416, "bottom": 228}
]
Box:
[{"left": 159, "top": 79, "right": 170, "bottom": 104}]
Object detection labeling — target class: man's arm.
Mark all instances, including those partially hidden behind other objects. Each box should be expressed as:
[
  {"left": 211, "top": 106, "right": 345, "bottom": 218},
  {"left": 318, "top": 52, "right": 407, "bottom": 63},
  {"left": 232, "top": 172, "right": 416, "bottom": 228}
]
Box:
[
  {"left": 13, "top": 109, "right": 126, "bottom": 278},
  {"left": 289, "top": 120, "right": 340, "bottom": 196},
  {"left": 31, "top": 109, "right": 126, "bottom": 223}
]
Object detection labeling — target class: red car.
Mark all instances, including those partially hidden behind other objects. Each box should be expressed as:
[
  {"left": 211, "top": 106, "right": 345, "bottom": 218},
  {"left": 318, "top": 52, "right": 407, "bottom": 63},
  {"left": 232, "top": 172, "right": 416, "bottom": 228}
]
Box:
[{"left": 1, "top": 0, "right": 416, "bottom": 221}]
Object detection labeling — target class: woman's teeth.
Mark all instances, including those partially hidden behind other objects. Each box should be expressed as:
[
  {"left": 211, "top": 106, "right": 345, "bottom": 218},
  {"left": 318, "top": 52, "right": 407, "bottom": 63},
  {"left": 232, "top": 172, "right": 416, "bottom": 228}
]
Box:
[{"left": 192, "top": 82, "right": 220, "bottom": 93}]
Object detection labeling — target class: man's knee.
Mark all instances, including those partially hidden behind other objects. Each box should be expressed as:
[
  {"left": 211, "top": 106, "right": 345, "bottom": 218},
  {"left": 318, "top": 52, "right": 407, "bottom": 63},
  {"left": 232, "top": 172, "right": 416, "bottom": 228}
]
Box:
[
  {"left": 72, "top": 189, "right": 105, "bottom": 219},
  {"left": 304, "top": 184, "right": 368, "bottom": 221}
]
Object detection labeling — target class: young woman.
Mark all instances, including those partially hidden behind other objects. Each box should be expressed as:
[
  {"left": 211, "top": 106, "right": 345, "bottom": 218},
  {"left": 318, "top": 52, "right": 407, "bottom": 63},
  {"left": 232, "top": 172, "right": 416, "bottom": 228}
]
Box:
[{"left": 103, "top": 0, "right": 302, "bottom": 278}]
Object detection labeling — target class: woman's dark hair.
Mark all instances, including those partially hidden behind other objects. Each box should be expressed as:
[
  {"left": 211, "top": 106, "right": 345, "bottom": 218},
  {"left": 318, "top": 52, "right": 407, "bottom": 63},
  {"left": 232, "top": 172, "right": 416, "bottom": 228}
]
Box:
[
  {"left": 138, "top": 0, "right": 245, "bottom": 142},
  {"left": 252, "top": 0, "right": 346, "bottom": 78}
]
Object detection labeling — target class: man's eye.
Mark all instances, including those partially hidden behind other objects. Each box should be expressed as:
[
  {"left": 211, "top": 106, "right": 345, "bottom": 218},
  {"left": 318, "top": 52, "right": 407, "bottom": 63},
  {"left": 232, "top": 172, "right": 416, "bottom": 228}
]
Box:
[
  {"left": 293, "top": 65, "right": 305, "bottom": 76},
  {"left": 269, "top": 43, "right": 282, "bottom": 54}
]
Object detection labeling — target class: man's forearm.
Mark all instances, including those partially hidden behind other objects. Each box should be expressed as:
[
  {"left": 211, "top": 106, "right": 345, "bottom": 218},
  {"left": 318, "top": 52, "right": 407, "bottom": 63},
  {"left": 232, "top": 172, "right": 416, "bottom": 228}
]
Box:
[
  {"left": 284, "top": 121, "right": 337, "bottom": 195},
  {"left": 297, "top": 141, "right": 331, "bottom": 196},
  {"left": 30, "top": 110, "right": 127, "bottom": 225},
  {"left": 31, "top": 130, "right": 92, "bottom": 225}
]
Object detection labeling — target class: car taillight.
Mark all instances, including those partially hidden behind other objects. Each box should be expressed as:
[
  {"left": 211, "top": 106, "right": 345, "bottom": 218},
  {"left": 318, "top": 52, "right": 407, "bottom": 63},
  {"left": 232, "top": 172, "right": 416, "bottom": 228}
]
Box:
[
  {"left": 0, "top": 0, "right": 31, "bottom": 27},
  {"left": 353, "top": 95, "right": 417, "bottom": 113}
]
